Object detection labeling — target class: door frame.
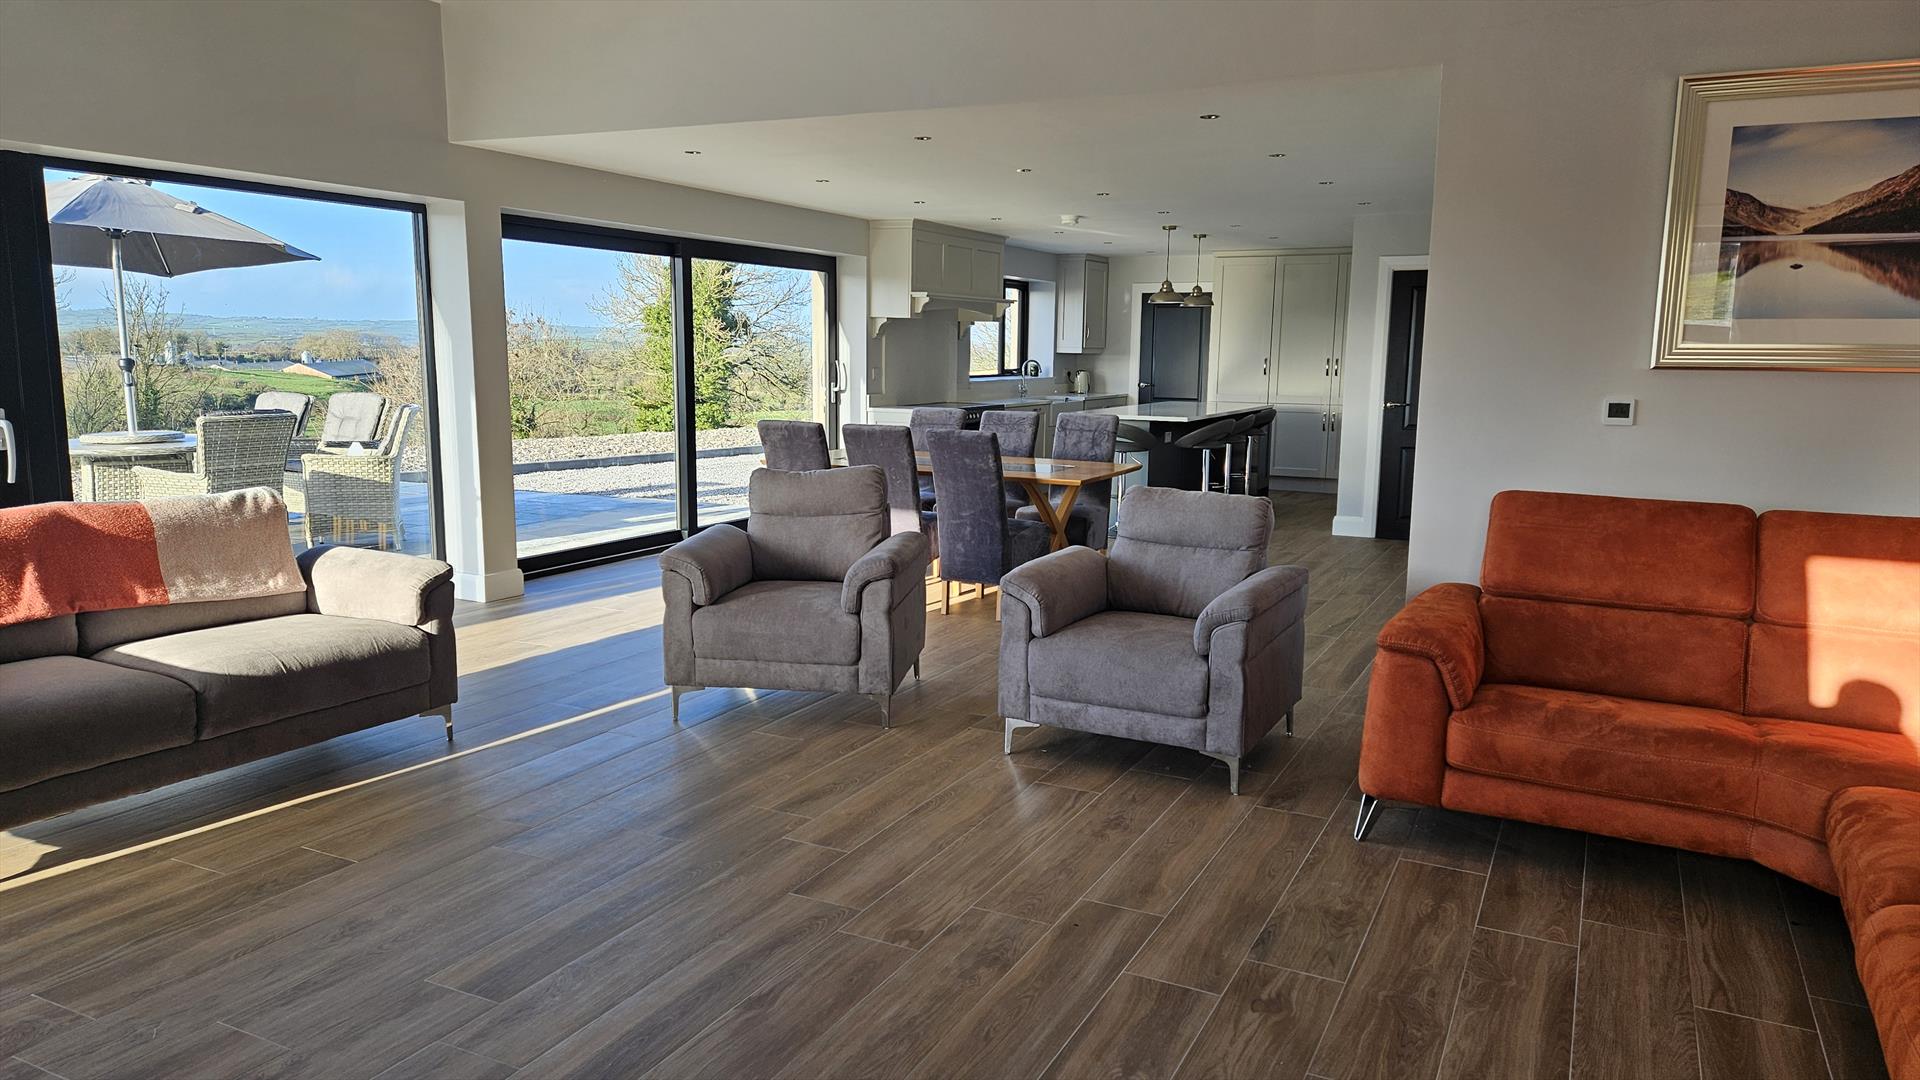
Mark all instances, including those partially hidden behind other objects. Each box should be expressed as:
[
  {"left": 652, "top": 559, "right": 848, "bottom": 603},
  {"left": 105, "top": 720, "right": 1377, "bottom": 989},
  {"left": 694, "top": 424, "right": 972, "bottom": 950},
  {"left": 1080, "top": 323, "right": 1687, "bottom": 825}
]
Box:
[{"left": 1349, "top": 254, "right": 1428, "bottom": 540}]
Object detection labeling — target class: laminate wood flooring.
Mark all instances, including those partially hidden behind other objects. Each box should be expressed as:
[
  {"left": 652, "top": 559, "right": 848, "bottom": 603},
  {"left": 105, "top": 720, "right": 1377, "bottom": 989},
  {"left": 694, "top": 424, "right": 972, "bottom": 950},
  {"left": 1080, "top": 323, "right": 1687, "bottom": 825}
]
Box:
[{"left": 0, "top": 494, "right": 1884, "bottom": 1079}]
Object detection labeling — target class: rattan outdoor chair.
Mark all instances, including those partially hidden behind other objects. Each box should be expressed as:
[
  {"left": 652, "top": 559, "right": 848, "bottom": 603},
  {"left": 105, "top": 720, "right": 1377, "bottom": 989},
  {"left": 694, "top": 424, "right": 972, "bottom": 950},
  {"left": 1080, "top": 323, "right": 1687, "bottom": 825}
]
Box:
[
  {"left": 301, "top": 403, "right": 418, "bottom": 549},
  {"left": 131, "top": 411, "right": 300, "bottom": 499}
]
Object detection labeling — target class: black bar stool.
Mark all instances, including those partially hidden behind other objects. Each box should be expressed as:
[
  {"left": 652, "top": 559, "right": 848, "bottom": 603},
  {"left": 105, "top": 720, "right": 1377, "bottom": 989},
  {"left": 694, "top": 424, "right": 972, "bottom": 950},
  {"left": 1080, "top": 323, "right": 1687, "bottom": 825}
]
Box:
[{"left": 1173, "top": 418, "right": 1240, "bottom": 493}]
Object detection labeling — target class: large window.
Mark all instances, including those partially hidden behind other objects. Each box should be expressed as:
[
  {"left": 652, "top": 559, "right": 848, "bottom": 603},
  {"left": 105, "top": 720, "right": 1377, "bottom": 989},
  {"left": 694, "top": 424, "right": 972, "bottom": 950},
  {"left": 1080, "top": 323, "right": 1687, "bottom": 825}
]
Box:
[
  {"left": 43, "top": 164, "right": 439, "bottom": 557},
  {"left": 501, "top": 218, "right": 835, "bottom": 566},
  {"left": 969, "top": 279, "right": 1027, "bottom": 378}
]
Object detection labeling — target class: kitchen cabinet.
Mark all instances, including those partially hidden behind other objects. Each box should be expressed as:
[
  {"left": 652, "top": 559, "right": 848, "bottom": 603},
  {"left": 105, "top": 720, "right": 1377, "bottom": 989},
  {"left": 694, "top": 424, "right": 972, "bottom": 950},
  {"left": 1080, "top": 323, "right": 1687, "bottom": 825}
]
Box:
[
  {"left": 1055, "top": 255, "right": 1109, "bottom": 354},
  {"left": 869, "top": 220, "right": 1007, "bottom": 329},
  {"left": 1208, "top": 251, "right": 1350, "bottom": 480}
]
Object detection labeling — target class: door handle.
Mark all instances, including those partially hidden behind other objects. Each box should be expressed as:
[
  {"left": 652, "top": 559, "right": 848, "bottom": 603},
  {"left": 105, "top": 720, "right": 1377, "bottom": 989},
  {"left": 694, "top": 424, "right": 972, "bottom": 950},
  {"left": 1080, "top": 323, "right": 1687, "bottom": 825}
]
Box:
[
  {"left": 1138, "top": 381, "right": 1152, "bottom": 389},
  {"left": 1261, "top": 358, "right": 1269, "bottom": 377},
  {"left": 0, "top": 409, "right": 15, "bottom": 485},
  {"left": 1383, "top": 401, "right": 1408, "bottom": 409}
]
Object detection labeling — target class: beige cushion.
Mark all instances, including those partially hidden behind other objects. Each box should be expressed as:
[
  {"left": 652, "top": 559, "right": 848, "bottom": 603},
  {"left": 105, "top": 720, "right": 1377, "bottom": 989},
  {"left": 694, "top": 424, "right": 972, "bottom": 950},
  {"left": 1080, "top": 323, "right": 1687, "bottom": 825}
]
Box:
[
  {"left": 0, "top": 656, "right": 197, "bottom": 793},
  {"left": 0, "top": 614, "right": 77, "bottom": 663},
  {"left": 77, "top": 592, "right": 308, "bottom": 654},
  {"left": 92, "top": 613, "right": 429, "bottom": 738},
  {"left": 692, "top": 580, "right": 861, "bottom": 666},
  {"left": 1029, "top": 610, "right": 1210, "bottom": 719}
]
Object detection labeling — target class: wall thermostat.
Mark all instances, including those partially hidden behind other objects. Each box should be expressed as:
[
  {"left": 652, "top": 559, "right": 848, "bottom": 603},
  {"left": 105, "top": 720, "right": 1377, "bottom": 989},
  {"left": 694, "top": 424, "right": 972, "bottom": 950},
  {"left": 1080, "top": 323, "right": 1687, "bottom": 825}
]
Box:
[{"left": 1602, "top": 398, "right": 1637, "bottom": 426}]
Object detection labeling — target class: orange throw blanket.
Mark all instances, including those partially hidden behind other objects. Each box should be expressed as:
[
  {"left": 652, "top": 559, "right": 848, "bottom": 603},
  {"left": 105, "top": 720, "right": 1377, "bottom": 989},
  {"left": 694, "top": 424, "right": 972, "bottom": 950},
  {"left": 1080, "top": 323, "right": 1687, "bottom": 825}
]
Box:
[{"left": 0, "top": 489, "right": 305, "bottom": 627}]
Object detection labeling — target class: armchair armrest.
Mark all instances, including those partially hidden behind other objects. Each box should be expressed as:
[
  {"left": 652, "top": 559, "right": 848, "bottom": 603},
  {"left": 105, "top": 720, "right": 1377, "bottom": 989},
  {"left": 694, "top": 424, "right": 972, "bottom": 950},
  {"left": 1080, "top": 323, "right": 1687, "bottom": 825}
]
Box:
[
  {"left": 1194, "top": 565, "right": 1309, "bottom": 655},
  {"left": 130, "top": 464, "right": 207, "bottom": 498},
  {"left": 842, "top": 531, "right": 930, "bottom": 614},
  {"left": 1000, "top": 546, "right": 1110, "bottom": 637},
  {"left": 297, "top": 545, "right": 453, "bottom": 625},
  {"left": 1375, "top": 582, "right": 1484, "bottom": 709},
  {"left": 659, "top": 524, "right": 753, "bottom": 605}
]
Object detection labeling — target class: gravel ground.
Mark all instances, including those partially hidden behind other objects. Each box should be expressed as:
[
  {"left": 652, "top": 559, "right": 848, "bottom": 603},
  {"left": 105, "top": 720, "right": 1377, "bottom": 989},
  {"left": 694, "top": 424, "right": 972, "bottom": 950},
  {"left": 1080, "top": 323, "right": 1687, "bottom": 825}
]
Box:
[
  {"left": 509, "top": 453, "right": 758, "bottom": 505},
  {"left": 511, "top": 426, "right": 760, "bottom": 465}
]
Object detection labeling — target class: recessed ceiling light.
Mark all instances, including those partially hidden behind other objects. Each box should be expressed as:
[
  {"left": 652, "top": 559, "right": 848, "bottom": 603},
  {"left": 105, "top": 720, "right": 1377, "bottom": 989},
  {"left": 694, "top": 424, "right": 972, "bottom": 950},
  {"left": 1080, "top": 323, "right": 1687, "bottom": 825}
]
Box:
[
  {"left": 1103, "top": 241, "right": 1113, "bottom": 245},
  {"left": 1318, "top": 181, "right": 1335, "bottom": 185},
  {"left": 913, "top": 200, "right": 926, "bottom": 205},
  {"left": 683, "top": 150, "right": 702, "bottom": 155},
  {"left": 1016, "top": 168, "right": 1033, "bottom": 173},
  {"left": 1267, "top": 153, "right": 1285, "bottom": 158},
  {"left": 1268, "top": 236, "right": 1280, "bottom": 240},
  {"left": 1054, "top": 230, "right": 1065, "bottom": 235},
  {"left": 1156, "top": 210, "right": 1172, "bottom": 215},
  {"left": 1230, "top": 224, "right": 1242, "bottom": 228},
  {"left": 1356, "top": 201, "right": 1372, "bottom": 206},
  {"left": 1095, "top": 192, "right": 1111, "bottom": 197},
  {"left": 1199, "top": 114, "right": 1221, "bottom": 120},
  {"left": 913, "top": 136, "right": 932, "bottom": 141},
  {"left": 990, "top": 217, "right": 1003, "bottom": 221},
  {"left": 815, "top": 178, "right": 830, "bottom": 183}
]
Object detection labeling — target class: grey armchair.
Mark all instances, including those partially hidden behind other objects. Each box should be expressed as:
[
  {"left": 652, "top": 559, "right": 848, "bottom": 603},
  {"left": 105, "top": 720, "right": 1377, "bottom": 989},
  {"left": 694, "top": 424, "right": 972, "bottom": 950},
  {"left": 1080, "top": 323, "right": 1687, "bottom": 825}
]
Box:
[
  {"left": 660, "top": 465, "right": 930, "bottom": 727},
  {"left": 998, "top": 486, "right": 1307, "bottom": 793}
]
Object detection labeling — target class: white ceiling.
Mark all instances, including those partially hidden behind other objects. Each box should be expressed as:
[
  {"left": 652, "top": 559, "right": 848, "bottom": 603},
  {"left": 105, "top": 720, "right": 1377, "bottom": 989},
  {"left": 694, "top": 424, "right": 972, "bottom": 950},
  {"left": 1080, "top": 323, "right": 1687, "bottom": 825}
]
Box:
[{"left": 462, "top": 67, "right": 1441, "bottom": 255}]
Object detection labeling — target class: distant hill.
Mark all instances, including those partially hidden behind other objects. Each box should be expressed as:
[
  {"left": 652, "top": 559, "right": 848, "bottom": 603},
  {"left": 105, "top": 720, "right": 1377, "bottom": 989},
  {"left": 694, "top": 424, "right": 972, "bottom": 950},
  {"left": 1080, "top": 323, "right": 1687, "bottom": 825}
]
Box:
[
  {"left": 1723, "top": 162, "right": 1920, "bottom": 237},
  {"left": 55, "top": 309, "right": 619, "bottom": 351}
]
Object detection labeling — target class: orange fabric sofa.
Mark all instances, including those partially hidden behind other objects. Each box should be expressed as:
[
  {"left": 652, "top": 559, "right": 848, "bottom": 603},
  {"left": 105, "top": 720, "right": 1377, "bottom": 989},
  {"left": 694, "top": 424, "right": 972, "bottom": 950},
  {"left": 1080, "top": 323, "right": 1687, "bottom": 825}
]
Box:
[{"left": 1357, "top": 491, "right": 1919, "bottom": 1075}]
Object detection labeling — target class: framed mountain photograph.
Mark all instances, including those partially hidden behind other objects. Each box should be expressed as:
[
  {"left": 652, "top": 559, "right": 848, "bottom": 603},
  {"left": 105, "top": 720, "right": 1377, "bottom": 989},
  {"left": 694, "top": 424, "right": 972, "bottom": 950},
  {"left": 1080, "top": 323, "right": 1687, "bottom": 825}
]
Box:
[{"left": 1652, "top": 60, "right": 1920, "bottom": 371}]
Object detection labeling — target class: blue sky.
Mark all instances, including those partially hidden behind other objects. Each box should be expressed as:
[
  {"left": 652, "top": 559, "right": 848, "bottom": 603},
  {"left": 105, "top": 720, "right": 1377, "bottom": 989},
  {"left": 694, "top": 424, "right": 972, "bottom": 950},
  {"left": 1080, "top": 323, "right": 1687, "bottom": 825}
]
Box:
[
  {"left": 502, "top": 239, "right": 628, "bottom": 327},
  {"left": 1728, "top": 116, "right": 1920, "bottom": 209},
  {"left": 48, "top": 169, "right": 421, "bottom": 322}
]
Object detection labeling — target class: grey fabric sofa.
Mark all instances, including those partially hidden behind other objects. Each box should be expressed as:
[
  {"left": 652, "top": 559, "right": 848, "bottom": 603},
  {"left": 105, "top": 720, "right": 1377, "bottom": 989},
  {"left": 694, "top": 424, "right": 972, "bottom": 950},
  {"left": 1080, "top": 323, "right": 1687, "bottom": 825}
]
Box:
[
  {"left": 660, "top": 465, "right": 930, "bottom": 726},
  {"left": 998, "top": 486, "right": 1308, "bottom": 793},
  {"left": 0, "top": 545, "right": 457, "bottom": 829}
]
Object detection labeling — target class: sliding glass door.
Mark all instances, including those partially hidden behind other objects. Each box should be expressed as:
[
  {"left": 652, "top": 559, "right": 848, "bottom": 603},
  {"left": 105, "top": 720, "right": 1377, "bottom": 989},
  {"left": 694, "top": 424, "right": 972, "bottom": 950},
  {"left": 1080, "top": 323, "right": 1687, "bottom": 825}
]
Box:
[
  {"left": 501, "top": 217, "right": 836, "bottom": 567},
  {"left": 0, "top": 151, "right": 441, "bottom": 557}
]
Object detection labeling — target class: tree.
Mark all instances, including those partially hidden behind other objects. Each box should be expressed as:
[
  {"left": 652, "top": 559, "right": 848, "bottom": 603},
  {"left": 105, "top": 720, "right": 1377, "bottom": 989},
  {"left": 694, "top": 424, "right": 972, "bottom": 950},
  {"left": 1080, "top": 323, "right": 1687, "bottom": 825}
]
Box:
[
  {"left": 61, "top": 278, "right": 206, "bottom": 434},
  {"left": 294, "top": 328, "right": 367, "bottom": 360}
]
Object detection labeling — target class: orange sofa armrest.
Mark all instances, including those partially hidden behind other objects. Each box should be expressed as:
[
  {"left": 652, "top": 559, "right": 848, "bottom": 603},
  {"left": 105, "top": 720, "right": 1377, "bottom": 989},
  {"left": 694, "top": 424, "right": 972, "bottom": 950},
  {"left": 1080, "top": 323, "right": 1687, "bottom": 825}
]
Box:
[{"left": 1374, "top": 583, "right": 1484, "bottom": 710}]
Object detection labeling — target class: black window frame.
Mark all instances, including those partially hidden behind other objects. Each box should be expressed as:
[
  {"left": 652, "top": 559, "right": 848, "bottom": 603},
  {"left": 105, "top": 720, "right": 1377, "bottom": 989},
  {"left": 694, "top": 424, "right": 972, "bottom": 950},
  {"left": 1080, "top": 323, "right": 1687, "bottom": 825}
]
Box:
[
  {"left": 501, "top": 214, "right": 839, "bottom": 576},
  {"left": 0, "top": 152, "right": 446, "bottom": 559},
  {"left": 970, "top": 278, "right": 1029, "bottom": 379}
]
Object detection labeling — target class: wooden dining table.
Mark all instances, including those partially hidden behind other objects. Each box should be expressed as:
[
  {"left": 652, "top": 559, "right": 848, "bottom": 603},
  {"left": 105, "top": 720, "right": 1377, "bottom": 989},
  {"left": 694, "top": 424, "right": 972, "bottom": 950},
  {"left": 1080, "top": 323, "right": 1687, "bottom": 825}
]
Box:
[{"left": 826, "top": 448, "right": 1141, "bottom": 551}]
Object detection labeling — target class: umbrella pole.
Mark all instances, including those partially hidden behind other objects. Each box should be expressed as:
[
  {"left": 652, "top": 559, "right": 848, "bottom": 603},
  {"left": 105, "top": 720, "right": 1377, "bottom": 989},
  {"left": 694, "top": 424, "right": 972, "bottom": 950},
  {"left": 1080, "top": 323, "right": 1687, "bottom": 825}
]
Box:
[{"left": 111, "top": 232, "right": 138, "bottom": 432}]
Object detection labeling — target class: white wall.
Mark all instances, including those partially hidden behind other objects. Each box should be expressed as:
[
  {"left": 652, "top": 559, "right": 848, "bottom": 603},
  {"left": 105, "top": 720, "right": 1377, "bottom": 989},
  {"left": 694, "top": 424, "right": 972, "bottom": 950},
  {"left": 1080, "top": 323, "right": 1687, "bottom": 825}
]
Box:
[
  {"left": 0, "top": 0, "right": 871, "bottom": 600},
  {"left": 1335, "top": 212, "right": 1432, "bottom": 530}
]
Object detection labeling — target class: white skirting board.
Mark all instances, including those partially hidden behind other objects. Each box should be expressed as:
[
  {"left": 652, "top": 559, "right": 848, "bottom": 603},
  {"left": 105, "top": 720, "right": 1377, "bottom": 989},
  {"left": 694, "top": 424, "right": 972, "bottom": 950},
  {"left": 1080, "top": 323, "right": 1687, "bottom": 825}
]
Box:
[{"left": 1331, "top": 514, "right": 1371, "bottom": 538}]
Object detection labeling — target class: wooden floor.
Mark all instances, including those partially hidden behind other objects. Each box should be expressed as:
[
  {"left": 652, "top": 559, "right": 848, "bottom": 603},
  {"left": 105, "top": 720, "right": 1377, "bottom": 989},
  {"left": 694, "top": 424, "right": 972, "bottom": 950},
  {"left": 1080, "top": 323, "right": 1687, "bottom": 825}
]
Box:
[{"left": 0, "top": 494, "right": 1887, "bottom": 1080}]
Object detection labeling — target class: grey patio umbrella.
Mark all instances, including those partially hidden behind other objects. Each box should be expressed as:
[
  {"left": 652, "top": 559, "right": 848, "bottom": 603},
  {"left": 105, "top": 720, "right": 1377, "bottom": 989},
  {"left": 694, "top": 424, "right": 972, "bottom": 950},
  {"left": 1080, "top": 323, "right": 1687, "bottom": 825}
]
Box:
[{"left": 44, "top": 175, "right": 319, "bottom": 432}]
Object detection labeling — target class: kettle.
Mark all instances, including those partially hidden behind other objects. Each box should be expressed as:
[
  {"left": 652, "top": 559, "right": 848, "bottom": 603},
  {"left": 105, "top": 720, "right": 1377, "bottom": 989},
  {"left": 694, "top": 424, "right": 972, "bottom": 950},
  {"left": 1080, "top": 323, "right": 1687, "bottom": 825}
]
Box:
[{"left": 1069, "top": 370, "right": 1090, "bottom": 394}]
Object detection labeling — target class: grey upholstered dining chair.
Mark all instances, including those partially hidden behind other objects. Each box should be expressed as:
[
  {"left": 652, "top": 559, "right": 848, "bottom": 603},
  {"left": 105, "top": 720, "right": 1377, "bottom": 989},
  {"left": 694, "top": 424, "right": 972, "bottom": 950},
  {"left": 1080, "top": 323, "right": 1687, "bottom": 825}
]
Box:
[
  {"left": 979, "top": 409, "right": 1040, "bottom": 514},
  {"left": 659, "top": 465, "right": 930, "bottom": 727},
  {"left": 757, "top": 419, "right": 831, "bottom": 471},
  {"left": 1017, "top": 411, "right": 1118, "bottom": 549},
  {"left": 925, "top": 428, "right": 1049, "bottom": 616},
  {"left": 843, "top": 423, "right": 937, "bottom": 557},
  {"left": 253, "top": 391, "right": 314, "bottom": 438},
  {"left": 998, "top": 486, "right": 1308, "bottom": 794},
  {"left": 909, "top": 406, "right": 966, "bottom": 509}
]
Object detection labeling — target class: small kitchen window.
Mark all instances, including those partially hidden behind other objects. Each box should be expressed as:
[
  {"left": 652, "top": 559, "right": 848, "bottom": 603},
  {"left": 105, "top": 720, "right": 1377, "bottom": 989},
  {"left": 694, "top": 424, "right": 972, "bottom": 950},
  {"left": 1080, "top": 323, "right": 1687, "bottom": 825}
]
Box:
[{"left": 968, "top": 279, "right": 1027, "bottom": 378}]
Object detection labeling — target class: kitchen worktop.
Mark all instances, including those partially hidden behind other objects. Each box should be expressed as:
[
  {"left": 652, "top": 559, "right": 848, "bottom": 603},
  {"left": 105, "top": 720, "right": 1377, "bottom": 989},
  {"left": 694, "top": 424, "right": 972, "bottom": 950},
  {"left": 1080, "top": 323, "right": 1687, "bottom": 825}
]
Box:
[{"left": 1081, "top": 399, "right": 1272, "bottom": 424}]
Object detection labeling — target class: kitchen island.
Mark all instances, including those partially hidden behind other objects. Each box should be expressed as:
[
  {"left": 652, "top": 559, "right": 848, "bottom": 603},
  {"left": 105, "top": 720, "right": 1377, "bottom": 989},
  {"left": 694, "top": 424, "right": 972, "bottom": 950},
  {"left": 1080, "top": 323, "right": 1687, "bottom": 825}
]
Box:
[{"left": 1082, "top": 398, "right": 1273, "bottom": 493}]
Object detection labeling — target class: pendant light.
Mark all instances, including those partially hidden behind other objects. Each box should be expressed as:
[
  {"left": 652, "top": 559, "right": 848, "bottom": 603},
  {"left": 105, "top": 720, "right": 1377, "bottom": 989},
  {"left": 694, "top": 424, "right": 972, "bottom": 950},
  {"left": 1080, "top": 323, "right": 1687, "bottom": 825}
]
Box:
[
  {"left": 1148, "top": 224, "right": 1183, "bottom": 304},
  {"left": 1182, "top": 233, "right": 1213, "bottom": 307}
]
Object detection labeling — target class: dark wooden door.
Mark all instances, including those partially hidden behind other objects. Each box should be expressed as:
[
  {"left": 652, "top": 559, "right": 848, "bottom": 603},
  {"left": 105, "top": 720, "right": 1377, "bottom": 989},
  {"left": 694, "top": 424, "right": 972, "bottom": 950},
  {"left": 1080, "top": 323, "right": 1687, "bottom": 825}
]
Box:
[
  {"left": 1374, "top": 269, "right": 1426, "bottom": 541},
  {"left": 1138, "top": 299, "right": 1206, "bottom": 402}
]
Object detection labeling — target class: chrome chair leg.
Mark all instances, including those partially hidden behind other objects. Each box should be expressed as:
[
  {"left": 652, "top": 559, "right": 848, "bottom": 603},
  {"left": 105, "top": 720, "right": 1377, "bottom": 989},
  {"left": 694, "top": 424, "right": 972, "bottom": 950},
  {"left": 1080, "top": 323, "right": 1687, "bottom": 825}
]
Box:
[
  {"left": 423, "top": 705, "right": 454, "bottom": 742},
  {"left": 872, "top": 692, "right": 892, "bottom": 729},
  {"left": 1354, "top": 793, "right": 1383, "bottom": 841},
  {"left": 670, "top": 685, "right": 703, "bottom": 723},
  {"left": 913, "top": 660, "right": 922, "bottom": 682},
  {"left": 1284, "top": 709, "right": 1294, "bottom": 737},
  {"left": 1003, "top": 716, "right": 1039, "bottom": 755},
  {"left": 1200, "top": 750, "right": 1243, "bottom": 795}
]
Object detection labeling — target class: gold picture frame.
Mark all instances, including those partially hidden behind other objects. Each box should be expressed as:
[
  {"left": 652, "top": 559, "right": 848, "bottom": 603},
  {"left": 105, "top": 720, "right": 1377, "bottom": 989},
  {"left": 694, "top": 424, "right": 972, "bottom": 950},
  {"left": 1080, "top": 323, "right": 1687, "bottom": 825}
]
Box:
[{"left": 1651, "top": 59, "right": 1920, "bottom": 371}]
